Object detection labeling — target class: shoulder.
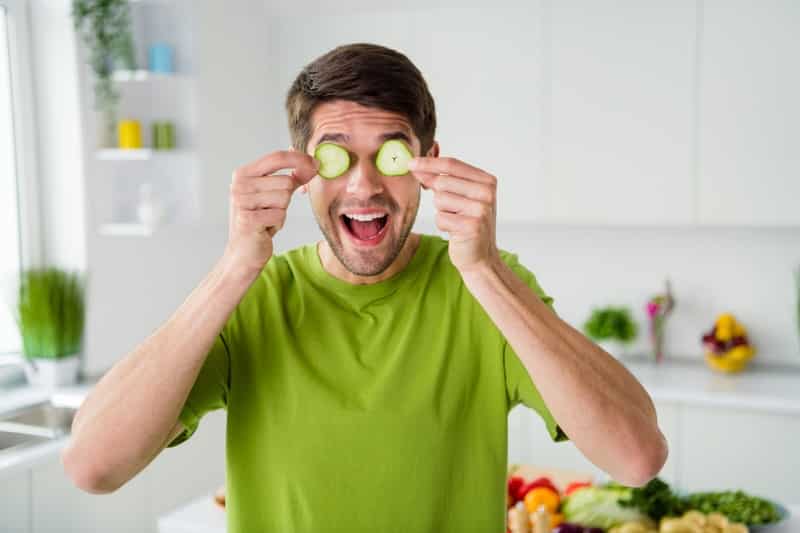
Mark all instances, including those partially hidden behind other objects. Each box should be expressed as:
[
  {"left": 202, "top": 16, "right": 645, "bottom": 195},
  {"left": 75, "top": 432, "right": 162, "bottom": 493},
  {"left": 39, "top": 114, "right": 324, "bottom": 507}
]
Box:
[
  {"left": 232, "top": 244, "right": 314, "bottom": 307},
  {"left": 497, "top": 248, "right": 555, "bottom": 308},
  {"left": 261, "top": 243, "right": 315, "bottom": 283}
]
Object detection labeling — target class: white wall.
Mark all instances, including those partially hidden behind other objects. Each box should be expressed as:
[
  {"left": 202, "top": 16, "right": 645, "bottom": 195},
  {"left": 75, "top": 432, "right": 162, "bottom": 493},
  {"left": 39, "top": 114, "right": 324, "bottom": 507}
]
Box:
[
  {"left": 62, "top": 1, "right": 800, "bottom": 371},
  {"left": 29, "top": 0, "right": 87, "bottom": 270},
  {"left": 259, "top": 0, "right": 800, "bottom": 366}
]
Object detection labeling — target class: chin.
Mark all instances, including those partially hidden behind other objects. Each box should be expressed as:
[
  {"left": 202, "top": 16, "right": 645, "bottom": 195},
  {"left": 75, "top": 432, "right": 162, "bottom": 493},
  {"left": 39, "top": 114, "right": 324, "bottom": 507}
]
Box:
[{"left": 324, "top": 210, "right": 411, "bottom": 277}]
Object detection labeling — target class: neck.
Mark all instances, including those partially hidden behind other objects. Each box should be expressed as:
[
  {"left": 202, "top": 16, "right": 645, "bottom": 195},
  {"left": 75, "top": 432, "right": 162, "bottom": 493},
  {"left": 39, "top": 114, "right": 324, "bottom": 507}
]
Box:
[{"left": 318, "top": 233, "right": 421, "bottom": 285}]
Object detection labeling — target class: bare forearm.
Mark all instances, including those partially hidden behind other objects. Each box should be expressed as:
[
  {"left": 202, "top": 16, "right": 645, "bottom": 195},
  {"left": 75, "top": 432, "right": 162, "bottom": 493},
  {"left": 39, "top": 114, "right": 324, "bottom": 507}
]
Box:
[
  {"left": 63, "top": 254, "right": 257, "bottom": 492},
  {"left": 461, "top": 258, "right": 667, "bottom": 486}
]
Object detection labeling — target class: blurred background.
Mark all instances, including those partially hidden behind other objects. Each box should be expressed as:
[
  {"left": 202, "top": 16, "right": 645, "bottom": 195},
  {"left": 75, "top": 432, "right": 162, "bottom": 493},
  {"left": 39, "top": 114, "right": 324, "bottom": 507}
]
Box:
[{"left": 0, "top": 0, "right": 798, "bottom": 531}]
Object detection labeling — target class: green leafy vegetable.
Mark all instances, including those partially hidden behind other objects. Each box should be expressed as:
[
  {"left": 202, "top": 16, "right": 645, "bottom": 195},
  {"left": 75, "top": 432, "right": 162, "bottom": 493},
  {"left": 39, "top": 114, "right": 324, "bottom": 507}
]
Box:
[
  {"left": 616, "top": 477, "right": 688, "bottom": 522},
  {"left": 583, "top": 306, "right": 638, "bottom": 343},
  {"left": 685, "top": 491, "right": 781, "bottom": 525},
  {"left": 561, "top": 486, "right": 651, "bottom": 530}
]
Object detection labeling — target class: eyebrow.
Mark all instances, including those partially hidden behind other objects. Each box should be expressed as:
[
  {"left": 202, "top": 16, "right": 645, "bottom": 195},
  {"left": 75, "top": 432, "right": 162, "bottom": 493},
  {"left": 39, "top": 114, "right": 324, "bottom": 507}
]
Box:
[{"left": 313, "top": 130, "right": 412, "bottom": 148}]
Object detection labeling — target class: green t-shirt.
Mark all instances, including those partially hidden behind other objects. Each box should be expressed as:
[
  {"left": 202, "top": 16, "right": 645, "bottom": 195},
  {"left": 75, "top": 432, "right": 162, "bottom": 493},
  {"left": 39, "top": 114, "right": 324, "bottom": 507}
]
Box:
[{"left": 168, "top": 233, "right": 567, "bottom": 532}]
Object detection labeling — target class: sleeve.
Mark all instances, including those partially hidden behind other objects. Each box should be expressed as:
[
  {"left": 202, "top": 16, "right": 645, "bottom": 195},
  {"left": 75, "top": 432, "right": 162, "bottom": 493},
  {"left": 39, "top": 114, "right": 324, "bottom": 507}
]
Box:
[
  {"left": 166, "top": 332, "right": 231, "bottom": 447},
  {"left": 500, "top": 251, "right": 569, "bottom": 443}
]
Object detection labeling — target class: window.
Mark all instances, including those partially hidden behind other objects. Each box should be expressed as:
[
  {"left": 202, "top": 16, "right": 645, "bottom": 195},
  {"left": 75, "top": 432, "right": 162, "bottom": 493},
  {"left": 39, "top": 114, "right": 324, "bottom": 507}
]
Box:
[{"left": 0, "top": 0, "right": 32, "bottom": 354}]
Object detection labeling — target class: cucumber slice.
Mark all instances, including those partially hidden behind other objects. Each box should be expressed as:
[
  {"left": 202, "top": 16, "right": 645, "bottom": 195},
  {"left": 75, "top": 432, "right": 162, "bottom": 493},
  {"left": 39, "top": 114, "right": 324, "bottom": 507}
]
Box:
[
  {"left": 314, "top": 142, "right": 350, "bottom": 179},
  {"left": 375, "top": 139, "right": 413, "bottom": 176}
]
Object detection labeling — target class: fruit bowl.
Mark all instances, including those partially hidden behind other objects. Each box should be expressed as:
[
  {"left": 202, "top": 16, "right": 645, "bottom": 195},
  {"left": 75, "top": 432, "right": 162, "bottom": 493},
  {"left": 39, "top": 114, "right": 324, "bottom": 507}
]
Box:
[{"left": 701, "top": 313, "right": 754, "bottom": 374}]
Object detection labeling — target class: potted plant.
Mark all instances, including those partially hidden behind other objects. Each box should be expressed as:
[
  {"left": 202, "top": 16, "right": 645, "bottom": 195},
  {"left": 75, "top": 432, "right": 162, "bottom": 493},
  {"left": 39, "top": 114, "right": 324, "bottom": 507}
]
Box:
[
  {"left": 15, "top": 268, "right": 86, "bottom": 387},
  {"left": 582, "top": 306, "right": 638, "bottom": 359},
  {"left": 71, "top": 0, "right": 137, "bottom": 148}
]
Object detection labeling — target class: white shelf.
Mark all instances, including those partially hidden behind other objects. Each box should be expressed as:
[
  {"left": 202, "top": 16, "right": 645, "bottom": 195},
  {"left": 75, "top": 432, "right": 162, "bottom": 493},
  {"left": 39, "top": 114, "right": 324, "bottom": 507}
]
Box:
[
  {"left": 97, "top": 223, "right": 156, "bottom": 237},
  {"left": 96, "top": 149, "right": 191, "bottom": 161},
  {"left": 111, "top": 70, "right": 183, "bottom": 82},
  {"left": 96, "top": 148, "right": 152, "bottom": 160}
]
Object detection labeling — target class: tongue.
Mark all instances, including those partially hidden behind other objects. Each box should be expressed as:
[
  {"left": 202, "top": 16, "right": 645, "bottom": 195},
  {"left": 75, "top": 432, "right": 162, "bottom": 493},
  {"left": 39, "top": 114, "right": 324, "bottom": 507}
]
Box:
[{"left": 350, "top": 219, "right": 383, "bottom": 240}]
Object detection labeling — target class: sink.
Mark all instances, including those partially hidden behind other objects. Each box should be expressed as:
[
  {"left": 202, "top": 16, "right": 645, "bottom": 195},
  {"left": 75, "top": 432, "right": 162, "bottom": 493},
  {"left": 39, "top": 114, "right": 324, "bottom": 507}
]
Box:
[
  {"left": 0, "top": 401, "right": 77, "bottom": 438},
  {"left": 0, "top": 430, "right": 50, "bottom": 454}
]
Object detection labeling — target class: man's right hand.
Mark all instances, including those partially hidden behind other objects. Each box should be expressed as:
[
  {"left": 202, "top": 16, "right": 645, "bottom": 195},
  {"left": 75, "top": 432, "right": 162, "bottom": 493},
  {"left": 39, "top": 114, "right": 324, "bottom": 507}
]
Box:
[{"left": 225, "top": 150, "right": 320, "bottom": 276}]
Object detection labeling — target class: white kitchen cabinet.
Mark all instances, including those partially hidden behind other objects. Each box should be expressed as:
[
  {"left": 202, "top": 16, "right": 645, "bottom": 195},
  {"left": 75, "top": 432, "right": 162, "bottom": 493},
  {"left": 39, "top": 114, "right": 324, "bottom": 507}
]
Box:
[
  {"left": 509, "top": 399, "right": 680, "bottom": 486},
  {"left": 0, "top": 468, "right": 31, "bottom": 532},
  {"left": 679, "top": 405, "right": 800, "bottom": 503},
  {"left": 542, "top": 0, "right": 696, "bottom": 225},
  {"left": 27, "top": 410, "right": 225, "bottom": 533},
  {"left": 30, "top": 454, "right": 151, "bottom": 533},
  {"left": 146, "top": 411, "right": 226, "bottom": 518},
  {"left": 697, "top": 0, "right": 800, "bottom": 227}
]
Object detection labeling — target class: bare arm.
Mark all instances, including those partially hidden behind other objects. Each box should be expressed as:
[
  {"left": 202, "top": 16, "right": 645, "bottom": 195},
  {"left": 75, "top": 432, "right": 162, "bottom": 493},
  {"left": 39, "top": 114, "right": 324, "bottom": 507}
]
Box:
[
  {"left": 62, "top": 150, "right": 319, "bottom": 494},
  {"left": 62, "top": 256, "right": 257, "bottom": 494},
  {"left": 408, "top": 154, "right": 667, "bottom": 487},
  {"left": 461, "top": 259, "right": 668, "bottom": 487}
]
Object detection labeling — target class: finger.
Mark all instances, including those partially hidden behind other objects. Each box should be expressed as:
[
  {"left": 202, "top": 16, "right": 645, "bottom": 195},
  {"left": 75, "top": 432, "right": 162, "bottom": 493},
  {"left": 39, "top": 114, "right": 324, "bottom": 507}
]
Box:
[
  {"left": 435, "top": 211, "right": 481, "bottom": 236},
  {"left": 235, "top": 150, "right": 320, "bottom": 183},
  {"left": 424, "top": 175, "right": 495, "bottom": 204},
  {"left": 408, "top": 156, "right": 496, "bottom": 184},
  {"left": 230, "top": 175, "right": 296, "bottom": 195},
  {"left": 433, "top": 191, "right": 492, "bottom": 219},
  {"left": 238, "top": 207, "right": 286, "bottom": 231},
  {"left": 234, "top": 190, "right": 293, "bottom": 211}
]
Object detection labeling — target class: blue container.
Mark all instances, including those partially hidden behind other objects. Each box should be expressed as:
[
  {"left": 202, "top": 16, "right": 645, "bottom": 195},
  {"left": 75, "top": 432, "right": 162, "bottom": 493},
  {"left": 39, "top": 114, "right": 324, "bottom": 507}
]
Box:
[{"left": 148, "top": 43, "right": 174, "bottom": 74}]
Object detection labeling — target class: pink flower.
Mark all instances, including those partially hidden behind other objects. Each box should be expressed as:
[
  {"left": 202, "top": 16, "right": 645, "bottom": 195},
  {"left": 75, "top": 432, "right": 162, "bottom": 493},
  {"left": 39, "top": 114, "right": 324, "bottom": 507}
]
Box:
[{"left": 646, "top": 301, "right": 661, "bottom": 318}]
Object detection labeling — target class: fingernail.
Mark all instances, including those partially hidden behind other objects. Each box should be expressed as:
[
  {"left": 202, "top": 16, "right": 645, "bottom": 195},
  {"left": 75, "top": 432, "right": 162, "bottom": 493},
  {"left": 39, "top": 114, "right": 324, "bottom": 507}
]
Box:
[{"left": 407, "top": 158, "right": 418, "bottom": 170}]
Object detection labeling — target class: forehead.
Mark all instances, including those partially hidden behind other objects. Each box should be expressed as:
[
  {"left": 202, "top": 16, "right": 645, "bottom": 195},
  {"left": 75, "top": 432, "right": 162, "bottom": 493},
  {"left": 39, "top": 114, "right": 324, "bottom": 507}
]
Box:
[{"left": 309, "top": 100, "right": 414, "bottom": 147}]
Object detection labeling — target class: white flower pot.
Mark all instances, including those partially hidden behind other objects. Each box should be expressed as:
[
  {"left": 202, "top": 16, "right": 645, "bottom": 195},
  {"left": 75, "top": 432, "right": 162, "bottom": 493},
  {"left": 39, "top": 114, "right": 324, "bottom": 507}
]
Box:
[{"left": 22, "top": 354, "right": 81, "bottom": 388}]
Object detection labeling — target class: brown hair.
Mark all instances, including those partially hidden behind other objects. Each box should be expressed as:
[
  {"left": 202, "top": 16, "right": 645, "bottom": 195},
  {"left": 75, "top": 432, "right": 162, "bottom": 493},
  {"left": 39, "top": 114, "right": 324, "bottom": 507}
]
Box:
[{"left": 285, "top": 43, "right": 437, "bottom": 156}]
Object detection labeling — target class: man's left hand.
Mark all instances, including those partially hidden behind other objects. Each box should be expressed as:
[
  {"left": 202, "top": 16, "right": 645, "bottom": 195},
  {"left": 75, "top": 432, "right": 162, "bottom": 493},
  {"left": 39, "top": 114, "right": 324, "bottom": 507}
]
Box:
[{"left": 408, "top": 156, "right": 501, "bottom": 273}]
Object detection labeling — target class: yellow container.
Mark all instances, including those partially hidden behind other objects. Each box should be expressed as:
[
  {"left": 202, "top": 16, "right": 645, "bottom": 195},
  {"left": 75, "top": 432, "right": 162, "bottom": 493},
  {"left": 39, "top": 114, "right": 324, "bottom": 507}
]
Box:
[{"left": 118, "top": 119, "right": 143, "bottom": 149}]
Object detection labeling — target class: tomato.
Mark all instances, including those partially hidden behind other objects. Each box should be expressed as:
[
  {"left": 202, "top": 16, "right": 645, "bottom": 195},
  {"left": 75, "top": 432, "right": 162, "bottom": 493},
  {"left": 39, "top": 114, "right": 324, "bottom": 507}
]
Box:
[
  {"left": 515, "top": 476, "right": 559, "bottom": 501},
  {"left": 564, "top": 481, "right": 592, "bottom": 496}
]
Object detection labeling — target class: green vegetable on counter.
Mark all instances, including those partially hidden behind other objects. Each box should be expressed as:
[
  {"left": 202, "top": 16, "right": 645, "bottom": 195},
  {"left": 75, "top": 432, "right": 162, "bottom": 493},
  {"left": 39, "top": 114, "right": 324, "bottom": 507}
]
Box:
[
  {"left": 684, "top": 491, "right": 781, "bottom": 526},
  {"left": 562, "top": 486, "right": 652, "bottom": 530},
  {"left": 583, "top": 306, "right": 638, "bottom": 343},
  {"left": 616, "top": 477, "right": 688, "bottom": 522}
]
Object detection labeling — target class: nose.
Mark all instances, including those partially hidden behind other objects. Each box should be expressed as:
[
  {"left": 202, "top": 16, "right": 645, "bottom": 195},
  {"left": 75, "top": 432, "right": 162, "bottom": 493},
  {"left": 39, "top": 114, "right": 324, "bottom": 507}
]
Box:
[{"left": 345, "top": 157, "right": 384, "bottom": 200}]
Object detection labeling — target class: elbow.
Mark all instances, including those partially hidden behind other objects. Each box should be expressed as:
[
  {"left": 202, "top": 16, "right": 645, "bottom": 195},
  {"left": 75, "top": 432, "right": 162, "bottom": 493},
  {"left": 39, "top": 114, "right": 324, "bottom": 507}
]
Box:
[
  {"left": 61, "top": 440, "right": 121, "bottom": 495},
  {"left": 617, "top": 429, "right": 670, "bottom": 488}
]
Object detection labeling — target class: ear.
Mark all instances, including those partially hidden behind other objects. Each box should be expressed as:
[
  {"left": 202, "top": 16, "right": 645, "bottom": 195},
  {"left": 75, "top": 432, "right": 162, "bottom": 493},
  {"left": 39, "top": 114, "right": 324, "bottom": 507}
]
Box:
[{"left": 426, "top": 141, "right": 440, "bottom": 158}]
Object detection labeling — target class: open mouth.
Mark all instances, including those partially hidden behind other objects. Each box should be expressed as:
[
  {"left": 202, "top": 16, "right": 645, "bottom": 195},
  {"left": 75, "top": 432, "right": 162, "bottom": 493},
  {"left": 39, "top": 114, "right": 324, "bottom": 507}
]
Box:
[{"left": 339, "top": 212, "right": 390, "bottom": 246}]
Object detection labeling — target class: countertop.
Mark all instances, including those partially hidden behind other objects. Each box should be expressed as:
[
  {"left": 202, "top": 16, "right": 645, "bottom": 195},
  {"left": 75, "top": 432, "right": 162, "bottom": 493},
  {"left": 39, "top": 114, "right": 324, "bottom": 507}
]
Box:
[
  {"left": 156, "top": 496, "right": 800, "bottom": 533},
  {"left": 3, "top": 358, "right": 800, "bottom": 478},
  {"left": 620, "top": 357, "right": 800, "bottom": 414},
  {"left": 0, "top": 380, "right": 93, "bottom": 478}
]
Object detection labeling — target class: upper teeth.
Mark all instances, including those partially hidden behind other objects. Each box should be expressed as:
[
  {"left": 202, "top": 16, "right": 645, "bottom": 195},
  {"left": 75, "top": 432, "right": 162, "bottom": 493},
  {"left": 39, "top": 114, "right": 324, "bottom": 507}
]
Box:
[{"left": 344, "top": 213, "right": 385, "bottom": 221}]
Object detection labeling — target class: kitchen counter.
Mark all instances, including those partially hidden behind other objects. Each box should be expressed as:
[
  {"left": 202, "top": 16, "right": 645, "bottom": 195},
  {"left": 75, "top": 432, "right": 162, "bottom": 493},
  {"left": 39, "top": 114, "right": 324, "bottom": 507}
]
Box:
[
  {"left": 157, "top": 495, "right": 799, "bottom": 533},
  {"left": 158, "top": 494, "right": 227, "bottom": 533},
  {"left": 620, "top": 357, "right": 800, "bottom": 414},
  {"left": 3, "top": 358, "right": 799, "bottom": 478},
  {"left": 0, "top": 381, "right": 93, "bottom": 478}
]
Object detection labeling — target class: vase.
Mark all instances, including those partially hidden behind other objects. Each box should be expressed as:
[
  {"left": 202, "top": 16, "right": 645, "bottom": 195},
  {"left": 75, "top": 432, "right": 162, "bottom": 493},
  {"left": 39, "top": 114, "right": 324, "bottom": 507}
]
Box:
[{"left": 22, "top": 354, "right": 81, "bottom": 388}]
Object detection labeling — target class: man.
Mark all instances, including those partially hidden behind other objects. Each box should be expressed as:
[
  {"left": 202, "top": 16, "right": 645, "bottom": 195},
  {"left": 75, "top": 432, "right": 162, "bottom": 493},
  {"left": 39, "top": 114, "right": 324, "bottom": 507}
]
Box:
[{"left": 63, "top": 43, "right": 667, "bottom": 532}]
